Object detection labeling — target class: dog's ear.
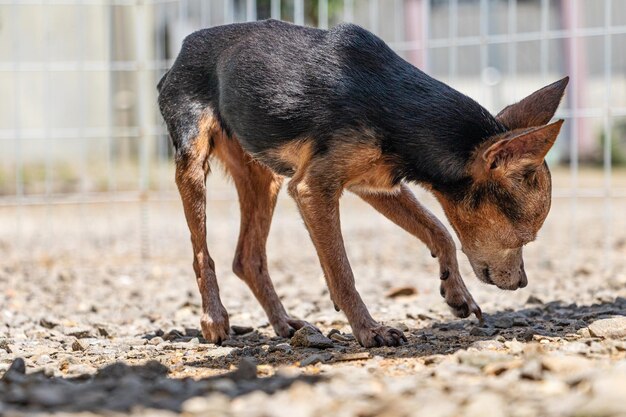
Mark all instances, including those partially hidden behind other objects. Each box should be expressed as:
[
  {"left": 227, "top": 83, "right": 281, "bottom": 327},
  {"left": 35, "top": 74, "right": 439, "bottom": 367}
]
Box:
[
  {"left": 496, "top": 77, "right": 568, "bottom": 130},
  {"left": 483, "top": 120, "right": 564, "bottom": 172}
]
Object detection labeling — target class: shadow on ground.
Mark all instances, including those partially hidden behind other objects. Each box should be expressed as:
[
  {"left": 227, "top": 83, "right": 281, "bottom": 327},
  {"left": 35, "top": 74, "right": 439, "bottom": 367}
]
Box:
[
  {"left": 2, "top": 298, "right": 624, "bottom": 414},
  {"left": 183, "top": 297, "right": 626, "bottom": 369},
  {"left": 0, "top": 357, "right": 321, "bottom": 414}
]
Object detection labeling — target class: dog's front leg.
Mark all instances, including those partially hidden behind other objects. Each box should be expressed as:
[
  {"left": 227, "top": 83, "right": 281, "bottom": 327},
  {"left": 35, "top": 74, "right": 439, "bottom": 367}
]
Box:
[
  {"left": 354, "top": 184, "right": 482, "bottom": 320},
  {"left": 288, "top": 175, "right": 406, "bottom": 347}
]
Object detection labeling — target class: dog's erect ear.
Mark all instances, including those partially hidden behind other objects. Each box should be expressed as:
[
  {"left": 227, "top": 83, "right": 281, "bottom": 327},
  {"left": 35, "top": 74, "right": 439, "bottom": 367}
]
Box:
[
  {"left": 483, "top": 120, "right": 564, "bottom": 172},
  {"left": 496, "top": 77, "right": 569, "bottom": 130}
]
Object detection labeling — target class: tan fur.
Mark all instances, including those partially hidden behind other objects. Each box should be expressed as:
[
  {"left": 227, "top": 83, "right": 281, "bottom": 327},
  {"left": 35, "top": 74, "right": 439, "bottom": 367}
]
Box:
[
  {"left": 175, "top": 112, "right": 229, "bottom": 344},
  {"left": 210, "top": 130, "right": 310, "bottom": 337},
  {"left": 266, "top": 139, "right": 315, "bottom": 171}
]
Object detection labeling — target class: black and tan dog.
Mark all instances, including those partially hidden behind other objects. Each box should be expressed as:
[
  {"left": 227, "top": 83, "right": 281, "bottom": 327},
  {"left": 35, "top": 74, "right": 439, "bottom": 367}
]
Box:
[{"left": 157, "top": 19, "right": 567, "bottom": 348}]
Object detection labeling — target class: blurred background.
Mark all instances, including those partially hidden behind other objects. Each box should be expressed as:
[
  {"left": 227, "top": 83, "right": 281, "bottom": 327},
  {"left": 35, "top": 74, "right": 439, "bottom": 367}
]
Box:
[{"left": 0, "top": 0, "right": 624, "bottom": 279}]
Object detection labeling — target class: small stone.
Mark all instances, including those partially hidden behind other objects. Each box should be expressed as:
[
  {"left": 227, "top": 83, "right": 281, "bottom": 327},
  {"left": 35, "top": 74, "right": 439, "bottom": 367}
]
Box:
[
  {"left": 290, "top": 326, "right": 334, "bottom": 349},
  {"left": 300, "top": 353, "right": 332, "bottom": 367},
  {"left": 470, "top": 326, "right": 498, "bottom": 337},
  {"left": 541, "top": 354, "right": 592, "bottom": 375},
  {"left": 328, "top": 330, "right": 352, "bottom": 343},
  {"left": 227, "top": 357, "right": 257, "bottom": 380},
  {"left": 39, "top": 318, "right": 58, "bottom": 329},
  {"left": 494, "top": 316, "right": 514, "bottom": 329},
  {"left": 386, "top": 286, "right": 417, "bottom": 298},
  {"left": 36, "top": 354, "right": 52, "bottom": 365},
  {"left": 64, "top": 327, "right": 93, "bottom": 339},
  {"left": 335, "top": 352, "right": 370, "bottom": 362},
  {"left": 188, "top": 337, "right": 200, "bottom": 344},
  {"left": 231, "top": 325, "right": 254, "bottom": 335},
  {"left": 504, "top": 339, "right": 524, "bottom": 354},
  {"left": 71, "top": 339, "right": 86, "bottom": 352},
  {"left": 526, "top": 295, "right": 544, "bottom": 305},
  {"left": 0, "top": 339, "right": 12, "bottom": 353},
  {"left": 483, "top": 359, "right": 523, "bottom": 376},
  {"left": 269, "top": 343, "right": 293, "bottom": 354},
  {"left": 389, "top": 322, "right": 409, "bottom": 332},
  {"left": 149, "top": 336, "right": 164, "bottom": 345},
  {"left": 520, "top": 328, "right": 535, "bottom": 341},
  {"left": 327, "top": 329, "right": 341, "bottom": 337},
  {"left": 587, "top": 317, "right": 626, "bottom": 339},
  {"left": 163, "top": 329, "right": 184, "bottom": 341},
  {"left": 97, "top": 326, "right": 110, "bottom": 338},
  {"left": 221, "top": 339, "right": 245, "bottom": 348},
  {"left": 3, "top": 358, "right": 26, "bottom": 378},
  {"left": 520, "top": 359, "right": 543, "bottom": 380},
  {"left": 512, "top": 316, "right": 529, "bottom": 327}
]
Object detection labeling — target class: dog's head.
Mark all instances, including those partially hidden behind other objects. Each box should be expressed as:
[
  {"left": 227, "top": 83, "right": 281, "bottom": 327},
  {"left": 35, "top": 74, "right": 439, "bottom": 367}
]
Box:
[{"left": 435, "top": 77, "right": 568, "bottom": 290}]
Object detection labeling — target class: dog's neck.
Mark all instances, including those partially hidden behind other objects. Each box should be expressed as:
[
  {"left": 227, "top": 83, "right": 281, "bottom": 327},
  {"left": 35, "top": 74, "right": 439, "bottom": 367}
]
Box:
[{"left": 382, "top": 75, "right": 506, "bottom": 197}]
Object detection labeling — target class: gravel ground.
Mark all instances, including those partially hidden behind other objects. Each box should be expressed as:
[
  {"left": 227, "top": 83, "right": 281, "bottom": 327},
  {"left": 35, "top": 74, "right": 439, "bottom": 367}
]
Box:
[{"left": 1, "top": 171, "right": 626, "bottom": 417}]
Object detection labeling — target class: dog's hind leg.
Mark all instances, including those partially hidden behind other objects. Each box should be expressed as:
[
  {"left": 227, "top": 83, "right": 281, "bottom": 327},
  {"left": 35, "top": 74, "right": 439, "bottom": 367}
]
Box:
[
  {"left": 212, "top": 137, "right": 316, "bottom": 338},
  {"left": 172, "top": 111, "right": 230, "bottom": 344},
  {"left": 352, "top": 184, "right": 482, "bottom": 320}
]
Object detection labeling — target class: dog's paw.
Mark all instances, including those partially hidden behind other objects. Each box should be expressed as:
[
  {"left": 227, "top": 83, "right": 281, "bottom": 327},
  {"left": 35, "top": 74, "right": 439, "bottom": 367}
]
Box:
[
  {"left": 355, "top": 324, "right": 407, "bottom": 348},
  {"left": 440, "top": 273, "right": 482, "bottom": 321},
  {"left": 272, "top": 317, "right": 319, "bottom": 338},
  {"left": 200, "top": 308, "right": 230, "bottom": 345}
]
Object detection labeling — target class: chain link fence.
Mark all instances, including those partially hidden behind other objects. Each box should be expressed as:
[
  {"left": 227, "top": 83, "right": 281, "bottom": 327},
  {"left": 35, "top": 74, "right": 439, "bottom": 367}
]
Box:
[{"left": 0, "top": 0, "right": 624, "bottom": 273}]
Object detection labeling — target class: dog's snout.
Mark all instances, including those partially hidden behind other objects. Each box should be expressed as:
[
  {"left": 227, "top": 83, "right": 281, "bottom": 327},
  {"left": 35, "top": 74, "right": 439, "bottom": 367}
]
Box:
[{"left": 518, "top": 265, "right": 528, "bottom": 288}]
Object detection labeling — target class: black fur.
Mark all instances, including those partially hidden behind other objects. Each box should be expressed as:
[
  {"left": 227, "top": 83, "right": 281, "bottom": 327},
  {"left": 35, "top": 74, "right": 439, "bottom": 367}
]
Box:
[{"left": 158, "top": 20, "right": 506, "bottom": 195}]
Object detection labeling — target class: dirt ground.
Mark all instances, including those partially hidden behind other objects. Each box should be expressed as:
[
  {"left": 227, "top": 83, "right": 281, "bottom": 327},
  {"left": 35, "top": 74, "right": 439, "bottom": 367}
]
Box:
[{"left": 1, "top": 169, "right": 626, "bottom": 417}]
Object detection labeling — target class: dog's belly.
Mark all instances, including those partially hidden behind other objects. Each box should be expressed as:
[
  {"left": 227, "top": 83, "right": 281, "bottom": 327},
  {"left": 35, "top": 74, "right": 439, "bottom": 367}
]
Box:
[{"left": 246, "top": 137, "right": 401, "bottom": 193}]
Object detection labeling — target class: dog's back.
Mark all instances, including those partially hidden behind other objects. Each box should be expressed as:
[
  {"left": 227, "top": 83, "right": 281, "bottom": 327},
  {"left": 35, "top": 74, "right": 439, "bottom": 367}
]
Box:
[{"left": 158, "top": 19, "right": 502, "bottom": 182}]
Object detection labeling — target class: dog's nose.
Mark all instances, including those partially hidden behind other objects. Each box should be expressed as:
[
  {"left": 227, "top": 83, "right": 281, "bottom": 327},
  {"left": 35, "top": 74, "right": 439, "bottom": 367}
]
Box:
[{"left": 518, "top": 266, "right": 528, "bottom": 288}]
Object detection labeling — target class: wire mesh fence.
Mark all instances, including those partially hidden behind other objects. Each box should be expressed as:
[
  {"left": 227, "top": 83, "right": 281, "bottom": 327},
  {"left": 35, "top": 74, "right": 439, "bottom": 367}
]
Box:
[{"left": 0, "top": 0, "right": 624, "bottom": 273}]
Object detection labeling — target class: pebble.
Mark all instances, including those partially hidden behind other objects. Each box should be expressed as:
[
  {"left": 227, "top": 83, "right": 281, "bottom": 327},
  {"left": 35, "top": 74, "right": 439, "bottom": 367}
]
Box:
[
  {"left": 386, "top": 286, "right": 417, "bottom": 298},
  {"left": 470, "top": 326, "right": 498, "bottom": 337},
  {"left": 587, "top": 316, "right": 626, "bottom": 338},
  {"left": 268, "top": 343, "right": 293, "bottom": 354},
  {"left": 335, "top": 352, "right": 370, "bottom": 362},
  {"left": 329, "top": 332, "right": 352, "bottom": 343},
  {"left": 39, "top": 318, "right": 58, "bottom": 329},
  {"left": 71, "top": 339, "right": 86, "bottom": 352},
  {"left": 149, "top": 336, "right": 164, "bottom": 345},
  {"left": 526, "top": 295, "right": 544, "bottom": 305},
  {"left": 0, "top": 339, "right": 12, "bottom": 353},
  {"left": 300, "top": 353, "right": 333, "bottom": 367},
  {"left": 64, "top": 327, "right": 93, "bottom": 339},
  {"left": 493, "top": 316, "right": 514, "bottom": 329},
  {"left": 36, "top": 355, "right": 52, "bottom": 365},
  {"left": 231, "top": 325, "right": 254, "bottom": 335},
  {"left": 520, "top": 359, "right": 543, "bottom": 380},
  {"left": 290, "top": 326, "right": 334, "bottom": 349}
]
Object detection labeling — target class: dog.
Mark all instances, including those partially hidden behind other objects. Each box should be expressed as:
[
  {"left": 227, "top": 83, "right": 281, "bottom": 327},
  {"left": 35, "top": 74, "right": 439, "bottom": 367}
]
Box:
[{"left": 157, "top": 19, "right": 567, "bottom": 348}]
